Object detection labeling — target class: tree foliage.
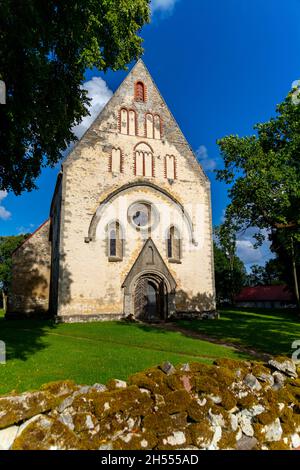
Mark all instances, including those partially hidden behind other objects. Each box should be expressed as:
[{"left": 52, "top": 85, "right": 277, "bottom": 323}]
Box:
[
  {"left": 0, "top": 234, "right": 28, "bottom": 295},
  {"left": 246, "top": 260, "right": 284, "bottom": 287},
  {"left": 213, "top": 227, "right": 246, "bottom": 305},
  {"left": 217, "top": 89, "right": 300, "bottom": 233},
  {"left": 269, "top": 229, "right": 300, "bottom": 291},
  {"left": 0, "top": 0, "right": 150, "bottom": 194},
  {"left": 216, "top": 87, "right": 300, "bottom": 302}
]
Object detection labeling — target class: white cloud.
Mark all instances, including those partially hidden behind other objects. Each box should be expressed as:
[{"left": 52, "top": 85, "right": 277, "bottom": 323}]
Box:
[
  {"left": 220, "top": 208, "right": 226, "bottom": 223},
  {"left": 236, "top": 227, "right": 274, "bottom": 269},
  {"left": 196, "top": 145, "right": 218, "bottom": 172},
  {"left": 72, "top": 76, "right": 113, "bottom": 141},
  {"left": 151, "top": 0, "right": 179, "bottom": 13},
  {"left": 57, "top": 76, "right": 113, "bottom": 164},
  {"left": 236, "top": 239, "right": 263, "bottom": 265},
  {"left": 292, "top": 79, "right": 300, "bottom": 105},
  {"left": 0, "top": 190, "right": 11, "bottom": 220},
  {"left": 17, "top": 223, "right": 35, "bottom": 234}
]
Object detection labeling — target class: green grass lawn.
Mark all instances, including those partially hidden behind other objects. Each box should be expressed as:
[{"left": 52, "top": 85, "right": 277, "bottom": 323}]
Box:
[
  {"left": 177, "top": 308, "right": 300, "bottom": 356},
  {"left": 1, "top": 307, "right": 298, "bottom": 396},
  {"left": 0, "top": 309, "right": 244, "bottom": 395}
]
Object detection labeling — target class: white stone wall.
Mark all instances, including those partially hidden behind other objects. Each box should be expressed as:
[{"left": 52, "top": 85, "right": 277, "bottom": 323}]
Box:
[{"left": 54, "top": 60, "right": 215, "bottom": 318}]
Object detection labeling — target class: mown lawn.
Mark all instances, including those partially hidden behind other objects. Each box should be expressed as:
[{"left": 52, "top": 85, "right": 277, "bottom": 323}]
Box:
[
  {"left": 178, "top": 308, "right": 300, "bottom": 356},
  {"left": 0, "top": 309, "right": 245, "bottom": 395},
  {"left": 1, "top": 307, "right": 298, "bottom": 396}
]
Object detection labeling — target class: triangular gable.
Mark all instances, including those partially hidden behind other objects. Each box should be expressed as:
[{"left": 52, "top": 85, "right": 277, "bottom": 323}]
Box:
[
  {"left": 62, "top": 59, "right": 207, "bottom": 181},
  {"left": 11, "top": 219, "right": 50, "bottom": 256},
  {"left": 135, "top": 60, "right": 207, "bottom": 181},
  {"left": 122, "top": 238, "right": 176, "bottom": 292}
]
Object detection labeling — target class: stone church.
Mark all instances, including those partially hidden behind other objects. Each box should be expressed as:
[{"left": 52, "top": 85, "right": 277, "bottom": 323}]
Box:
[{"left": 7, "top": 60, "right": 216, "bottom": 322}]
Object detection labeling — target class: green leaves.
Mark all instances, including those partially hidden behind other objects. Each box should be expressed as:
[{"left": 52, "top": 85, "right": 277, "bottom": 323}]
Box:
[
  {"left": 0, "top": 0, "right": 150, "bottom": 194},
  {"left": 216, "top": 92, "right": 300, "bottom": 233},
  {"left": 0, "top": 235, "right": 28, "bottom": 293},
  {"left": 216, "top": 90, "right": 300, "bottom": 301},
  {"left": 214, "top": 227, "right": 247, "bottom": 305}
]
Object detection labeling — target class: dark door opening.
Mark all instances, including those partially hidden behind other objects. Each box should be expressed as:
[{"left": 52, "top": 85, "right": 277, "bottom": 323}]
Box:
[{"left": 134, "top": 276, "right": 167, "bottom": 322}]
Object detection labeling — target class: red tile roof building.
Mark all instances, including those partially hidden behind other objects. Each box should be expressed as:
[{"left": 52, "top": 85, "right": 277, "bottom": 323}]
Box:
[{"left": 235, "top": 285, "right": 296, "bottom": 308}]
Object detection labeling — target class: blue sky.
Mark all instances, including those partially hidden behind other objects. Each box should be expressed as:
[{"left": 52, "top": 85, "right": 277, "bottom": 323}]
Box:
[{"left": 1, "top": 0, "right": 300, "bottom": 268}]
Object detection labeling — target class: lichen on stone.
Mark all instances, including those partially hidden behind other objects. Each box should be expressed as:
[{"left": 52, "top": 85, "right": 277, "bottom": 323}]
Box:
[
  {"left": 189, "top": 420, "right": 214, "bottom": 448},
  {"left": 161, "top": 390, "right": 191, "bottom": 414},
  {"left": 12, "top": 415, "right": 80, "bottom": 450},
  {"left": 1, "top": 356, "right": 300, "bottom": 450}
]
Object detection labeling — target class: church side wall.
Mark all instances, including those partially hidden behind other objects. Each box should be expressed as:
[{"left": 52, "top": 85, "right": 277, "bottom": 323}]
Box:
[
  {"left": 7, "top": 220, "right": 51, "bottom": 316},
  {"left": 49, "top": 176, "right": 62, "bottom": 314}
]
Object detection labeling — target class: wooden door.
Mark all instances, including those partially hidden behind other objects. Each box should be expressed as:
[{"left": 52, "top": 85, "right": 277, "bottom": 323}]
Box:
[{"left": 134, "top": 277, "right": 147, "bottom": 319}]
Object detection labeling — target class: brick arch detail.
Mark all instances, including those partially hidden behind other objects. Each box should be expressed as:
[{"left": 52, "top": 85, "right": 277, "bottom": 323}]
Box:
[
  {"left": 86, "top": 182, "right": 196, "bottom": 245},
  {"left": 134, "top": 80, "right": 147, "bottom": 102}
]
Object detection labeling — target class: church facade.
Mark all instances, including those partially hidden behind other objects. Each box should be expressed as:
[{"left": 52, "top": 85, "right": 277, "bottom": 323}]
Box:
[{"left": 7, "top": 60, "right": 216, "bottom": 322}]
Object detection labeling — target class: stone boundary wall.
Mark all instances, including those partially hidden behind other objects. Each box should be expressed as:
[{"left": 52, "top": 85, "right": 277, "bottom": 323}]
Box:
[{"left": 0, "top": 357, "right": 300, "bottom": 450}]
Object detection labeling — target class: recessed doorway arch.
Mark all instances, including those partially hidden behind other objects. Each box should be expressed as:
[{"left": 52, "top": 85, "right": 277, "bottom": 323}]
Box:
[
  {"left": 133, "top": 272, "right": 168, "bottom": 322},
  {"left": 122, "top": 239, "right": 176, "bottom": 321}
]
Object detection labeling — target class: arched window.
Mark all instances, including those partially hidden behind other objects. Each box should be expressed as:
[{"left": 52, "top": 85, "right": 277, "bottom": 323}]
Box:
[
  {"left": 135, "top": 81, "right": 146, "bottom": 102},
  {"left": 145, "top": 113, "right": 162, "bottom": 139},
  {"left": 167, "top": 226, "right": 181, "bottom": 262},
  {"left": 128, "top": 110, "right": 136, "bottom": 135},
  {"left": 110, "top": 148, "right": 122, "bottom": 173},
  {"left": 154, "top": 114, "right": 162, "bottom": 139},
  {"left": 120, "top": 108, "right": 128, "bottom": 135},
  {"left": 165, "top": 154, "right": 176, "bottom": 180},
  {"left": 146, "top": 113, "right": 154, "bottom": 138},
  {"left": 135, "top": 150, "right": 144, "bottom": 176},
  {"left": 119, "top": 108, "right": 136, "bottom": 135},
  {"left": 107, "top": 221, "right": 123, "bottom": 261},
  {"left": 144, "top": 151, "right": 152, "bottom": 176},
  {"left": 109, "top": 227, "right": 117, "bottom": 257},
  {"left": 134, "top": 142, "right": 154, "bottom": 177}
]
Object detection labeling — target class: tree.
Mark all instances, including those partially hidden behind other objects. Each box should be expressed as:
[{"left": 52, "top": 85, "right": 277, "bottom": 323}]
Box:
[
  {"left": 263, "top": 258, "right": 285, "bottom": 286},
  {"left": 245, "top": 261, "right": 284, "bottom": 287},
  {"left": 269, "top": 229, "right": 300, "bottom": 292},
  {"left": 214, "top": 227, "right": 247, "bottom": 305},
  {"left": 0, "top": 0, "right": 150, "bottom": 194},
  {"left": 0, "top": 234, "right": 28, "bottom": 309},
  {"left": 246, "top": 265, "right": 266, "bottom": 287},
  {"left": 216, "top": 86, "right": 300, "bottom": 308}
]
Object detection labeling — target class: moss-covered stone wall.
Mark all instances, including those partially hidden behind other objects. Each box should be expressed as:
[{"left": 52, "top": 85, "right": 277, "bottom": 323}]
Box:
[{"left": 0, "top": 357, "right": 300, "bottom": 450}]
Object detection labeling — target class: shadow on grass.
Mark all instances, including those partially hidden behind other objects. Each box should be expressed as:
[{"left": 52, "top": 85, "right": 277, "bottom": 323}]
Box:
[
  {"left": 118, "top": 319, "right": 252, "bottom": 360},
  {"left": 176, "top": 308, "right": 300, "bottom": 356},
  {"left": 2, "top": 307, "right": 297, "bottom": 364},
  {"left": 0, "top": 316, "right": 57, "bottom": 362}
]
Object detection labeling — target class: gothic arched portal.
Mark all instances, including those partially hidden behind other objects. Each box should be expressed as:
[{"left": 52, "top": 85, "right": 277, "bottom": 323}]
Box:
[
  {"left": 122, "top": 238, "right": 176, "bottom": 322},
  {"left": 133, "top": 274, "right": 168, "bottom": 322}
]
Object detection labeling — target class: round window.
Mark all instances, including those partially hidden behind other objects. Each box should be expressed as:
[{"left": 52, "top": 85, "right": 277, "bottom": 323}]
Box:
[
  {"left": 128, "top": 202, "right": 155, "bottom": 230},
  {"left": 132, "top": 209, "right": 149, "bottom": 227}
]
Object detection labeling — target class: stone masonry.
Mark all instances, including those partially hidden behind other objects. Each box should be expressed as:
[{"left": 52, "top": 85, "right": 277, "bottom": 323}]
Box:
[
  {"left": 8, "top": 220, "right": 51, "bottom": 315},
  {"left": 7, "top": 60, "right": 216, "bottom": 321}
]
